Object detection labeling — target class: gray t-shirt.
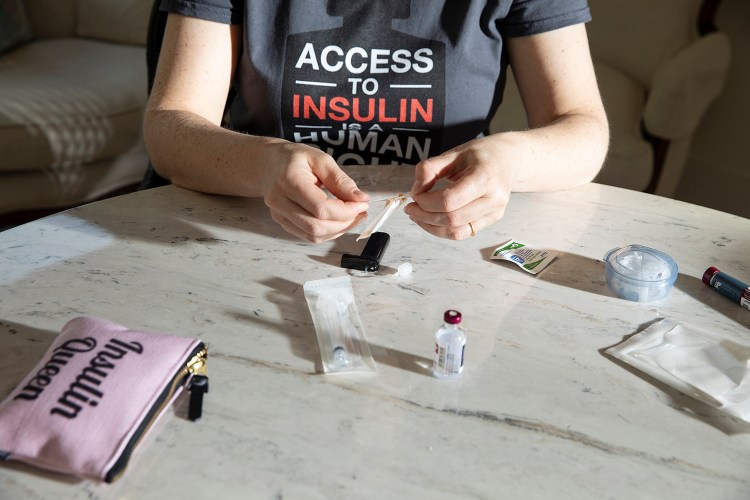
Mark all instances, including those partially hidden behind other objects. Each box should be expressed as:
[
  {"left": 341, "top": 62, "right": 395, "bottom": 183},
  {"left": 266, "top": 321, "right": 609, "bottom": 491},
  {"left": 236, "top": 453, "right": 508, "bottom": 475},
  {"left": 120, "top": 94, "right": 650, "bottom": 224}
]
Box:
[{"left": 160, "top": 0, "right": 590, "bottom": 165}]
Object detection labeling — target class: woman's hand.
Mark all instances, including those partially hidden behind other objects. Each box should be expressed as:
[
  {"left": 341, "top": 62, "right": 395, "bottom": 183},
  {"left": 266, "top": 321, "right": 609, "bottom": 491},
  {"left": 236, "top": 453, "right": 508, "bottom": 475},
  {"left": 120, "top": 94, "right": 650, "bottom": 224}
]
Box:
[
  {"left": 404, "top": 137, "right": 516, "bottom": 240},
  {"left": 404, "top": 24, "right": 609, "bottom": 240},
  {"left": 260, "top": 141, "right": 370, "bottom": 243},
  {"left": 145, "top": 15, "right": 367, "bottom": 244}
]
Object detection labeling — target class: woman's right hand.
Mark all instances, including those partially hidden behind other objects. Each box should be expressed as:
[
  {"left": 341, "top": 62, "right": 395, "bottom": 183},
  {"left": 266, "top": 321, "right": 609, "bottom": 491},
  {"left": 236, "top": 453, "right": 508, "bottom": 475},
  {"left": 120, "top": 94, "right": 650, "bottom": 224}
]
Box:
[
  {"left": 145, "top": 14, "right": 368, "bottom": 243},
  {"left": 259, "top": 141, "right": 370, "bottom": 243}
]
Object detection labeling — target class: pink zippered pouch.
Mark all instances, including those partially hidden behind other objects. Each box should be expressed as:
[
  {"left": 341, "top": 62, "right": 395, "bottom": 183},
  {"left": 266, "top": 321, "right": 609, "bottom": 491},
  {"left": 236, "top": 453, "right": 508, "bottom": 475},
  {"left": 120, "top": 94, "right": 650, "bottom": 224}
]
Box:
[{"left": 0, "top": 316, "right": 208, "bottom": 482}]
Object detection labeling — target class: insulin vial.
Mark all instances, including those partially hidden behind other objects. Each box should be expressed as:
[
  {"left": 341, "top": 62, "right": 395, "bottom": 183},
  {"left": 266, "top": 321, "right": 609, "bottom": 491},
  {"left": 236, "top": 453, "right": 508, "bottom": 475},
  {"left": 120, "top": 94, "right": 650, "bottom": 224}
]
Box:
[{"left": 433, "top": 310, "right": 466, "bottom": 379}]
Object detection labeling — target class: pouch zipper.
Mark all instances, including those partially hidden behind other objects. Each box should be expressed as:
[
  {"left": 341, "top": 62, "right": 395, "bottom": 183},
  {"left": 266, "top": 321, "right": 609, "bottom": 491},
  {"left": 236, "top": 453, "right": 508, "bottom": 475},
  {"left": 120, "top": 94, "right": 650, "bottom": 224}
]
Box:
[{"left": 105, "top": 343, "right": 208, "bottom": 483}]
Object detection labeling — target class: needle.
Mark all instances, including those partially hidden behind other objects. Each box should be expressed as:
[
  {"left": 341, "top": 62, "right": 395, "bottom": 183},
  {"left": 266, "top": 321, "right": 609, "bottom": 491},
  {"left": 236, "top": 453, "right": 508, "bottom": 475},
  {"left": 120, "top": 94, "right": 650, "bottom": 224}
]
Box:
[{"left": 370, "top": 192, "right": 411, "bottom": 203}]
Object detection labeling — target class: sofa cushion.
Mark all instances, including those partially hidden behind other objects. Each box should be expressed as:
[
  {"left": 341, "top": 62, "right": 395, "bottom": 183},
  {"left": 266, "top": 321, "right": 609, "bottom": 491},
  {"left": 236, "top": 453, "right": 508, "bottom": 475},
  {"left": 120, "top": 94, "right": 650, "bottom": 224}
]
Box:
[
  {"left": 0, "top": 39, "right": 147, "bottom": 173},
  {"left": 592, "top": 62, "right": 652, "bottom": 191},
  {"left": 0, "top": 143, "right": 147, "bottom": 215},
  {"left": 76, "top": 0, "right": 150, "bottom": 46},
  {"left": 0, "top": 0, "right": 33, "bottom": 54}
]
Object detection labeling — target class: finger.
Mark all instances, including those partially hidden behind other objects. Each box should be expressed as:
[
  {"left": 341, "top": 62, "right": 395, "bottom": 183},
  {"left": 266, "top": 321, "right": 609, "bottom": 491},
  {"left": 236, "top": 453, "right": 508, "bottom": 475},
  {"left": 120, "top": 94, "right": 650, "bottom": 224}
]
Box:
[
  {"left": 272, "top": 212, "right": 324, "bottom": 243},
  {"left": 309, "top": 155, "right": 370, "bottom": 202},
  {"left": 405, "top": 195, "right": 496, "bottom": 228},
  {"left": 319, "top": 170, "right": 370, "bottom": 203},
  {"left": 270, "top": 196, "right": 368, "bottom": 239},
  {"left": 410, "top": 171, "right": 488, "bottom": 214},
  {"left": 409, "top": 212, "right": 497, "bottom": 241},
  {"left": 410, "top": 152, "right": 459, "bottom": 195},
  {"left": 288, "top": 183, "right": 368, "bottom": 221},
  {"left": 286, "top": 155, "right": 369, "bottom": 220},
  {"left": 272, "top": 209, "right": 368, "bottom": 244}
]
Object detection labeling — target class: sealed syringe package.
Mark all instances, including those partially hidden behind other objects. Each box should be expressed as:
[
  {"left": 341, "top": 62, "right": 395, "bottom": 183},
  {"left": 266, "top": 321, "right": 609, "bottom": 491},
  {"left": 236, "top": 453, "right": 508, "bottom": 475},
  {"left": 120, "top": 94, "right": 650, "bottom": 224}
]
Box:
[{"left": 303, "top": 276, "right": 376, "bottom": 374}]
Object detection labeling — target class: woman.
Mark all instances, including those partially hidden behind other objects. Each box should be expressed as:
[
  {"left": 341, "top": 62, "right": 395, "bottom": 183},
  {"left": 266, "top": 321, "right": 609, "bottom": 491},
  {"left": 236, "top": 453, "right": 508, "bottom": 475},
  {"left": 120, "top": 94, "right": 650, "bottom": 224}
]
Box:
[{"left": 144, "top": 0, "right": 609, "bottom": 242}]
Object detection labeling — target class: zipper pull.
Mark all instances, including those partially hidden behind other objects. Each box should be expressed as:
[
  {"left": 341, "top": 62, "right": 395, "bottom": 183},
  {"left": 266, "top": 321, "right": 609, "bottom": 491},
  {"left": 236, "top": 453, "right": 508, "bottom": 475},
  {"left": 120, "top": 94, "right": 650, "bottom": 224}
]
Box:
[
  {"left": 186, "top": 347, "right": 208, "bottom": 422},
  {"left": 188, "top": 375, "right": 208, "bottom": 421}
]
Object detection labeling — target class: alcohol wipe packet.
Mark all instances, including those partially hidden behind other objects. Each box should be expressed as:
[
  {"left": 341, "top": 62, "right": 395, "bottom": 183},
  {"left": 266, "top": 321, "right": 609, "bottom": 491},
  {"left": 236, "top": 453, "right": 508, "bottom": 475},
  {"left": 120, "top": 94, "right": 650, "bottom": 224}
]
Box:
[
  {"left": 491, "top": 239, "right": 558, "bottom": 275},
  {"left": 0, "top": 316, "right": 208, "bottom": 482},
  {"left": 606, "top": 319, "right": 750, "bottom": 422}
]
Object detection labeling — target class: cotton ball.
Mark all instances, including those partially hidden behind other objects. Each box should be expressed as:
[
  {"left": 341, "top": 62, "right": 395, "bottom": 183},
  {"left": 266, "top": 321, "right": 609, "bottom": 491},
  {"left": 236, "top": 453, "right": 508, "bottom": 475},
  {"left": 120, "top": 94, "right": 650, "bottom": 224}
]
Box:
[{"left": 397, "top": 262, "right": 413, "bottom": 277}]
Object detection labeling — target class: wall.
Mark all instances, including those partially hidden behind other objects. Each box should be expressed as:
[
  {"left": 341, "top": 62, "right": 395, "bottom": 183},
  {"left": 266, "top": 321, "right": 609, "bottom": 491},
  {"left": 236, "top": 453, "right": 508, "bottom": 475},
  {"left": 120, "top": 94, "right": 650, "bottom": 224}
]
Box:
[{"left": 674, "top": 0, "right": 750, "bottom": 218}]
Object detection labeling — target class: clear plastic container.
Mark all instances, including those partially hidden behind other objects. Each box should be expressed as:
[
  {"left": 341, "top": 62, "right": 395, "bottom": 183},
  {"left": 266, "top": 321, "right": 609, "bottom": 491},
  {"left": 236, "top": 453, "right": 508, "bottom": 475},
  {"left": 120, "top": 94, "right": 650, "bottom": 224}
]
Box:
[{"left": 603, "top": 244, "right": 678, "bottom": 302}]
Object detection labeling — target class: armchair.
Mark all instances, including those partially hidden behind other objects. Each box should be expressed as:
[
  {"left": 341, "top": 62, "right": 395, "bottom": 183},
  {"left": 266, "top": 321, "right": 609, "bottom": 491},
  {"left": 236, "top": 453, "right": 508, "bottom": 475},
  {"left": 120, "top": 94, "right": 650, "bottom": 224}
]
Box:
[{"left": 490, "top": 0, "right": 731, "bottom": 196}]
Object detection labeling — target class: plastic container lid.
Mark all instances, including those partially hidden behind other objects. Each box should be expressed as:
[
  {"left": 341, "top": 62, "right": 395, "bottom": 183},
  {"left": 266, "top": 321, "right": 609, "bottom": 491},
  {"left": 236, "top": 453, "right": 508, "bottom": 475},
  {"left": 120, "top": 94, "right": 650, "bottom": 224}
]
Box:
[{"left": 603, "top": 245, "right": 678, "bottom": 302}]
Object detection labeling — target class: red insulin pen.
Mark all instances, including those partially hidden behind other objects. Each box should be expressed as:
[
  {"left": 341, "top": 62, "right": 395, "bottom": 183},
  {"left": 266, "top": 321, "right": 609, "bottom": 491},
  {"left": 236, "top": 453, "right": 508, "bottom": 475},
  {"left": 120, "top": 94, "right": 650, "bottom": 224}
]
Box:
[{"left": 702, "top": 267, "right": 750, "bottom": 311}]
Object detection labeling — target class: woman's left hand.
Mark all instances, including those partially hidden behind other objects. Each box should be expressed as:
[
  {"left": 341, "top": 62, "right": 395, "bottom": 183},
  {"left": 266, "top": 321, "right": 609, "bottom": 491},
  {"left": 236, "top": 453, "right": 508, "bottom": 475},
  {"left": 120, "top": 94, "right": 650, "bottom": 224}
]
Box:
[{"left": 404, "top": 136, "right": 517, "bottom": 240}]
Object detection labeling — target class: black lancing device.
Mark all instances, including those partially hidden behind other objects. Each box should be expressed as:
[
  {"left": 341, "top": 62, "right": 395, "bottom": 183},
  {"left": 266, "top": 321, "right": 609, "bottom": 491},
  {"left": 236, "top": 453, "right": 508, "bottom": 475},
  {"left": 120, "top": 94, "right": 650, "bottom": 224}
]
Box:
[{"left": 340, "top": 232, "right": 390, "bottom": 272}]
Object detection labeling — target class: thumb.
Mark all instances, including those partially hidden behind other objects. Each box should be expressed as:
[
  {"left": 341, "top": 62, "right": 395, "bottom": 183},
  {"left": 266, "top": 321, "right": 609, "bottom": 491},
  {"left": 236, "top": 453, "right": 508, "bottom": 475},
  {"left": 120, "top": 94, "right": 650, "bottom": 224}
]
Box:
[
  {"left": 311, "top": 156, "right": 369, "bottom": 203},
  {"left": 410, "top": 151, "right": 458, "bottom": 195}
]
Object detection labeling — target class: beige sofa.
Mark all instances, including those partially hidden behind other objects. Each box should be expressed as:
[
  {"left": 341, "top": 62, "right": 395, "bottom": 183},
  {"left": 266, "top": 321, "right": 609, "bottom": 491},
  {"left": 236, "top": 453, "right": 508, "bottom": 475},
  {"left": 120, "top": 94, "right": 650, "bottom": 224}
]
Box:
[{"left": 0, "top": 0, "right": 151, "bottom": 225}]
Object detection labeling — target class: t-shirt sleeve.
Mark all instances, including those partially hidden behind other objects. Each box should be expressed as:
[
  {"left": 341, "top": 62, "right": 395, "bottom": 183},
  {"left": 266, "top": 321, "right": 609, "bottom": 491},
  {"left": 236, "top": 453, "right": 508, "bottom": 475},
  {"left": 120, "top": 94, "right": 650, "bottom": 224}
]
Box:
[
  {"left": 502, "top": 0, "right": 591, "bottom": 37},
  {"left": 160, "top": 0, "right": 244, "bottom": 25}
]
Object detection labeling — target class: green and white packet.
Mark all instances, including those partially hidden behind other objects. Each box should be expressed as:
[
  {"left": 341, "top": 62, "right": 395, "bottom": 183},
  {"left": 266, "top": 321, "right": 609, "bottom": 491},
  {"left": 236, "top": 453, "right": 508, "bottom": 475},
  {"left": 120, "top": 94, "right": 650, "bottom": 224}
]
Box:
[{"left": 491, "top": 239, "right": 558, "bottom": 275}]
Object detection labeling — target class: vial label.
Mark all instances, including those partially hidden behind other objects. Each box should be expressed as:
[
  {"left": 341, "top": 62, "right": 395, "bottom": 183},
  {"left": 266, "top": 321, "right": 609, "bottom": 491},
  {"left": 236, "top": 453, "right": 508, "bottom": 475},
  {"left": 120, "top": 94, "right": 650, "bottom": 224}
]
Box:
[{"left": 433, "top": 341, "right": 464, "bottom": 377}]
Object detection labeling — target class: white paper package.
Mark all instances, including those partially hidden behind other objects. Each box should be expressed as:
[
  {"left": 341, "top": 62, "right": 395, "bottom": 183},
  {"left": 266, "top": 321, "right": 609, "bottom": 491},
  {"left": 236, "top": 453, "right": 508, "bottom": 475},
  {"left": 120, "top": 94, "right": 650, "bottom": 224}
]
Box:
[{"left": 606, "top": 319, "right": 750, "bottom": 422}]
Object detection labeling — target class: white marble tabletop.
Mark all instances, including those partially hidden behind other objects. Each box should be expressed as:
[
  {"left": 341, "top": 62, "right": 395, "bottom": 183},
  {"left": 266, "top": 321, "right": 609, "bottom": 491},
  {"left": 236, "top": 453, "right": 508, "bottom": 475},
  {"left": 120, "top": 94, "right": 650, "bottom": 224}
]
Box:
[{"left": 1, "top": 166, "right": 749, "bottom": 499}]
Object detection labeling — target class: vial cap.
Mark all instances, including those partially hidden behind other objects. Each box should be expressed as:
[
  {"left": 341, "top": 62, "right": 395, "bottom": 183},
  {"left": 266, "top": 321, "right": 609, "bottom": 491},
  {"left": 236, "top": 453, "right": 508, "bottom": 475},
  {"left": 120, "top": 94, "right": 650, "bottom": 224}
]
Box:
[
  {"left": 444, "top": 310, "right": 462, "bottom": 324},
  {"left": 702, "top": 266, "right": 720, "bottom": 286}
]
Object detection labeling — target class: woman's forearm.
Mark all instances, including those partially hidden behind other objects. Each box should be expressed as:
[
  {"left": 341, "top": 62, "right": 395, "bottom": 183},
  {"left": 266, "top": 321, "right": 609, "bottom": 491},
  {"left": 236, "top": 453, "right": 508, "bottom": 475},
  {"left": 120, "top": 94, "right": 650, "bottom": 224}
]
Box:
[
  {"left": 489, "top": 110, "right": 609, "bottom": 193},
  {"left": 144, "top": 108, "right": 284, "bottom": 197}
]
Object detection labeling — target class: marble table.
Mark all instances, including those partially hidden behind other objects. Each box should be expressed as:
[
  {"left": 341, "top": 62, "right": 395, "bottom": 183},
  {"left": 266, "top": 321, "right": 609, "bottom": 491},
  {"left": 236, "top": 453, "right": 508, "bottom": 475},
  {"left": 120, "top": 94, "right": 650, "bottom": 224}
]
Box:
[{"left": 1, "top": 166, "right": 749, "bottom": 499}]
